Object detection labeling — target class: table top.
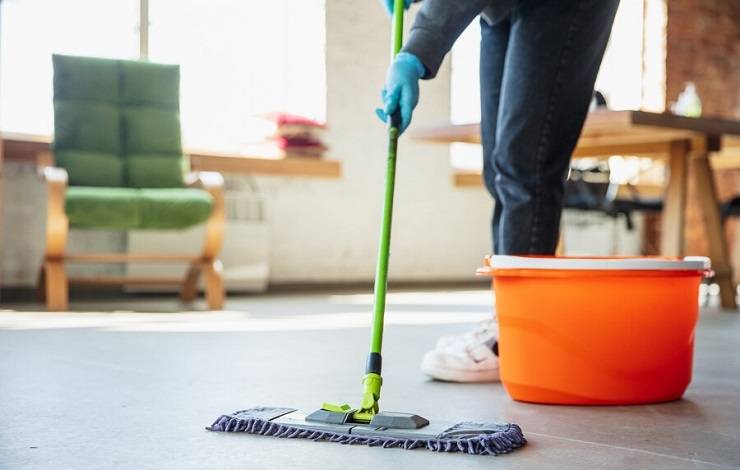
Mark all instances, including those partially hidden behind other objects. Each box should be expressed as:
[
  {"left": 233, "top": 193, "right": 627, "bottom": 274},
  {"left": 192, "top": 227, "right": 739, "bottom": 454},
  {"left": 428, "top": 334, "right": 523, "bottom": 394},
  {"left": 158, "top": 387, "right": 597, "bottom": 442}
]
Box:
[
  {"left": 1, "top": 132, "right": 341, "bottom": 179},
  {"left": 411, "top": 110, "right": 740, "bottom": 157}
]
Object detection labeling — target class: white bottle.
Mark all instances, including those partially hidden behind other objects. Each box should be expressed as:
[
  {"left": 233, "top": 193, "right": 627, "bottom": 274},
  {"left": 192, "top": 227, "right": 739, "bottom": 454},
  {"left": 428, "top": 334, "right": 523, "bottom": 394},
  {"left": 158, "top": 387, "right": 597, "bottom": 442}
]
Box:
[{"left": 674, "top": 82, "right": 702, "bottom": 117}]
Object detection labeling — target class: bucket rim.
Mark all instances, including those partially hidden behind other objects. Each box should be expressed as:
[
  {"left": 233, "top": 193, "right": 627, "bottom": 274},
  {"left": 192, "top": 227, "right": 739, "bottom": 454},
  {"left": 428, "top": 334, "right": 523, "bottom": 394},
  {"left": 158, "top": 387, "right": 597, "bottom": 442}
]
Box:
[{"left": 483, "top": 255, "right": 711, "bottom": 272}]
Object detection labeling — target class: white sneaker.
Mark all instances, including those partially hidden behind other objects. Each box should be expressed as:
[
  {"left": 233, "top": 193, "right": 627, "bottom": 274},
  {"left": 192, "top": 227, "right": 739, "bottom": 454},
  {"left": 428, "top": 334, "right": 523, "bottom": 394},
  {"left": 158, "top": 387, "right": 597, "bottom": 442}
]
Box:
[
  {"left": 421, "top": 320, "right": 500, "bottom": 383},
  {"left": 434, "top": 318, "right": 498, "bottom": 350}
]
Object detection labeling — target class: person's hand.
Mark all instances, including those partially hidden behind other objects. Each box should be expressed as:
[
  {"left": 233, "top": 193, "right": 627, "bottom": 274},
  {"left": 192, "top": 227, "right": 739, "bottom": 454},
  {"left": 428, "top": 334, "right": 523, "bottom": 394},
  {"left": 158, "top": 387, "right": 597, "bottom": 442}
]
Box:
[
  {"left": 379, "top": 0, "right": 413, "bottom": 16},
  {"left": 375, "top": 52, "right": 425, "bottom": 134}
]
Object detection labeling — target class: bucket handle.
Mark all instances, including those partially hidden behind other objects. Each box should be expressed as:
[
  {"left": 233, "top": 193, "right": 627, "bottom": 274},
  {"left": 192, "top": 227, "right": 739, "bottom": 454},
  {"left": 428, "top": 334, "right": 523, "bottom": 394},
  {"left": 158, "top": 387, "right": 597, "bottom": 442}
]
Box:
[{"left": 476, "top": 256, "right": 494, "bottom": 276}]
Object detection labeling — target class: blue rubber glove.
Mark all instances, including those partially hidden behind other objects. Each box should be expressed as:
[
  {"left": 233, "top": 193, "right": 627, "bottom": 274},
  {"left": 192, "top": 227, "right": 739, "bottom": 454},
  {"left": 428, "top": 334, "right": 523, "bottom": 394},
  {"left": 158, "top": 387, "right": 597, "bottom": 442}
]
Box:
[
  {"left": 380, "top": 0, "right": 413, "bottom": 16},
  {"left": 375, "top": 52, "right": 425, "bottom": 134}
]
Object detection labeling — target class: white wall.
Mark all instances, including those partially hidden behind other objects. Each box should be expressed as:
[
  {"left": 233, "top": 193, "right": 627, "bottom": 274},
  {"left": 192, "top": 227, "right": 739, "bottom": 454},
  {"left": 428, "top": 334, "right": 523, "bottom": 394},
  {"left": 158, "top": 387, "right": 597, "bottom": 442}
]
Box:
[
  {"left": 1, "top": 0, "right": 494, "bottom": 288},
  {"left": 259, "top": 0, "right": 491, "bottom": 283}
]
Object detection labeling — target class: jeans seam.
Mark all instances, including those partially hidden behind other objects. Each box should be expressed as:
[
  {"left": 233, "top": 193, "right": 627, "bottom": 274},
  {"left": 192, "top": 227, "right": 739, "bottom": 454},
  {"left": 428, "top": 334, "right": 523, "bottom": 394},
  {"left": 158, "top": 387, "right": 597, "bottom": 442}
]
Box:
[{"left": 528, "top": 0, "right": 585, "bottom": 253}]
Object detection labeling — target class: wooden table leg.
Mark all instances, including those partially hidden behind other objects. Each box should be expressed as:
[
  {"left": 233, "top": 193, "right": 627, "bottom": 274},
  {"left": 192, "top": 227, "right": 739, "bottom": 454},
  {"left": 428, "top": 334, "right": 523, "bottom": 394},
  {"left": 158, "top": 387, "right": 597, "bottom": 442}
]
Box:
[
  {"left": 661, "top": 140, "right": 690, "bottom": 257},
  {"left": 691, "top": 153, "right": 737, "bottom": 310}
]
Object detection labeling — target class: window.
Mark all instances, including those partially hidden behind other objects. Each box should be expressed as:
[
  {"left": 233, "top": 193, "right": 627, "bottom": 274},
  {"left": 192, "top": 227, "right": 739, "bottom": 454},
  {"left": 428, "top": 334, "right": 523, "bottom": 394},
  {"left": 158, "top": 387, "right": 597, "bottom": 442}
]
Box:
[
  {"left": 0, "top": 0, "right": 326, "bottom": 153},
  {"left": 449, "top": 19, "right": 483, "bottom": 171},
  {"left": 0, "top": 0, "right": 139, "bottom": 135},
  {"left": 449, "top": 0, "right": 647, "bottom": 170},
  {"left": 148, "top": 0, "right": 325, "bottom": 152},
  {"left": 593, "top": 0, "right": 644, "bottom": 111}
]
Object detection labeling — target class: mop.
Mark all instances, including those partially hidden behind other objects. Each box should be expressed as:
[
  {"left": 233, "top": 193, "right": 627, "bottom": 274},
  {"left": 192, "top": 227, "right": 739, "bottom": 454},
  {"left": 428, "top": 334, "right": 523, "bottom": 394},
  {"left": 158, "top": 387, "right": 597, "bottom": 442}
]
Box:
[{"left": 207, "top": 1, "right": 526, "bottom": 455}]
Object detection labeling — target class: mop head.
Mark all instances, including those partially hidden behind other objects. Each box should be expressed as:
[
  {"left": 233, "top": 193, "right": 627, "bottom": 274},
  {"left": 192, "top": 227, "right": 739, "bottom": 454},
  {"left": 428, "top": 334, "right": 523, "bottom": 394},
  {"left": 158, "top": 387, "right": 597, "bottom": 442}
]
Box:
[{"left": 207, "top": 407, "right": 526, "bottom": 456}]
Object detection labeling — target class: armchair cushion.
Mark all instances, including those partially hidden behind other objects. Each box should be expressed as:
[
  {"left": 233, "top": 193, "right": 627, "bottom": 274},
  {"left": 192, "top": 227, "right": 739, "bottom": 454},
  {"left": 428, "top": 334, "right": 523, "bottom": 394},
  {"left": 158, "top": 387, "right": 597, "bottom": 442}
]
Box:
[
  {"left": 122, "top": 107, "right": 183, "bottom": 155},
  {"left": 137, "top": 188, "right": 213, "bottom": 229},
  {"left": 53, "top": 101, "right": 121, "bottom": 154},
  {"left": 65, "top": 186, "right": 213, "bottom": 230},
  {"left": 55, "top": 150, "right": 125, "bottom": 187},
  {"left": 53, "top": 55, "right": 210, "bottom": 231},
  {"left": 65, "top": 187, "right": 139, "bottom": 229},
  {"left": 127, "top": 154, "right": 189, "bottom": 188},
  {"left": 52, "top": 55, "right": 119, "bottom": 103},
  {"left": 53, "top": 54, "right": 188, "bottom": 191},
  {"left": 121, "top": 60, "right": 180, "bottom": 109}
]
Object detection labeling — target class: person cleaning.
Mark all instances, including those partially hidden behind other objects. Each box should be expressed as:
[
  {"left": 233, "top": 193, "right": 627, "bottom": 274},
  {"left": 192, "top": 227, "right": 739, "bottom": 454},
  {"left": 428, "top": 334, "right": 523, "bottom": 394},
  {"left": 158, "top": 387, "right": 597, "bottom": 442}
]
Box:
[{"left": 376, "top": 0, "right": 620, "bottom": 382}]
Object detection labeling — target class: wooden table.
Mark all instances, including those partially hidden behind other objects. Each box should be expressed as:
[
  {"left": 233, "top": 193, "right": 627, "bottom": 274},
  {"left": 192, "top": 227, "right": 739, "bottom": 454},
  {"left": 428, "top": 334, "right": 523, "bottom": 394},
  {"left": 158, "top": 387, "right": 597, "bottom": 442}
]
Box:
[{"left": 411, "top": 110, "right": 740, "bottom": 309}]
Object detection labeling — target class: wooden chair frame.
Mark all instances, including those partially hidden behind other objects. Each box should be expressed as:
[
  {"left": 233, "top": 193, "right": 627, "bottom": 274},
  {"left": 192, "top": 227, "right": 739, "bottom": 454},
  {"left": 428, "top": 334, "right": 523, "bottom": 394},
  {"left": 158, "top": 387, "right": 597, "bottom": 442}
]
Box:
[{"left": 37, "top": 152, "right": 226, "bottom": 311}]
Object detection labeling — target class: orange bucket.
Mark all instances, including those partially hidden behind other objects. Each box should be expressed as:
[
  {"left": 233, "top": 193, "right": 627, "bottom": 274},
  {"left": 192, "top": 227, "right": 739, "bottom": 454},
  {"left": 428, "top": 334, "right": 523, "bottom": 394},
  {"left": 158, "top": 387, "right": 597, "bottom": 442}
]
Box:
[{"left": 479, "top": 256, "right": 711, "bottom": 405}]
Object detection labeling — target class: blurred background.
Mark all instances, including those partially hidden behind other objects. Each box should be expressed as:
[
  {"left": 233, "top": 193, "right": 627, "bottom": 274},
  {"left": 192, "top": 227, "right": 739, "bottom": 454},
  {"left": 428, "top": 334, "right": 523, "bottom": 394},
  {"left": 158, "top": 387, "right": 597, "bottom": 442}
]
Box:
[{"left": 0, "top": 0, "right": 738, "bottom": 304}]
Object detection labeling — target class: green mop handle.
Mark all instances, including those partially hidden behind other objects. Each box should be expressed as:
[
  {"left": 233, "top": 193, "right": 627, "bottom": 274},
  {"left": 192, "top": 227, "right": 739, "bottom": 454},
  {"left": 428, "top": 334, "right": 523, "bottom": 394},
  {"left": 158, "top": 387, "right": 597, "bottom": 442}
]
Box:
[{"left": 364, "top": 0, "right": 405, "bottom": 394}]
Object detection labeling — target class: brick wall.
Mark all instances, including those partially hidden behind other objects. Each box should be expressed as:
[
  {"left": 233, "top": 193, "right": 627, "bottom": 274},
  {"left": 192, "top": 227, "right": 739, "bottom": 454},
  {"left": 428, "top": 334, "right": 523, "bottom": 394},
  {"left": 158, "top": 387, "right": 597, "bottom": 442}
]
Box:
[
  {"left": 666, "top": 0, "right": 740, "bottom": 118},
  {"left": 664, "top": 0, "right": 740, "bottom": 263}
]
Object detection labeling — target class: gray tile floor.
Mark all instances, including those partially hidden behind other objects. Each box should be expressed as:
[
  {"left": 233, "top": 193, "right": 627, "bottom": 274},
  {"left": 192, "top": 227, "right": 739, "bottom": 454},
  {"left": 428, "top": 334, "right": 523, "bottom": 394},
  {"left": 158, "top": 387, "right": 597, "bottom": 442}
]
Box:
[{"left": 1, "top": 289, "right": 739, "bottom": 469}]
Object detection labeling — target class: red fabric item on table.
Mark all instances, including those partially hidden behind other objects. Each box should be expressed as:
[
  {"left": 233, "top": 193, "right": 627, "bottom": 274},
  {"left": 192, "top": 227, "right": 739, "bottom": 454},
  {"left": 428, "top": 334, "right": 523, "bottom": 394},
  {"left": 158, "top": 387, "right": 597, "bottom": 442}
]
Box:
[
  {"left": 272, "top": 136, "right": 328, "bottom": 151},
  {"left": 261, "top": 112, "right": 326, "bottom": 129}
]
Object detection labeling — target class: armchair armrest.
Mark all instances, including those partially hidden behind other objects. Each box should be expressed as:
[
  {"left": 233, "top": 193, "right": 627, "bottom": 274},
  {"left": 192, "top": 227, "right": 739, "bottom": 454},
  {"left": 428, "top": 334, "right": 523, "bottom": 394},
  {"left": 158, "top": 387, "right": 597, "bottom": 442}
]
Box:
[
  {"left": 187, "top": 170, "right": 224, "bottom": 190},
  {"left": 187, "top": 171, "right": 225, "bottom": 260},
  {"left": 40, "top": 165, "right": 69, "bottom": 184},
  {"left": 39, "top": 163, "right": 69, "bottom": 258}
]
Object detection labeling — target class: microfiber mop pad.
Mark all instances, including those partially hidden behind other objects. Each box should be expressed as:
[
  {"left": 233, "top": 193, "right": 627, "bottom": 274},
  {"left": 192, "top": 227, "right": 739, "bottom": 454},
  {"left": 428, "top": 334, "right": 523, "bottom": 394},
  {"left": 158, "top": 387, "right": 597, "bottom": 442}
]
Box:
[{"left": 208, "top": 407, "right": 526, "bottom": 456}]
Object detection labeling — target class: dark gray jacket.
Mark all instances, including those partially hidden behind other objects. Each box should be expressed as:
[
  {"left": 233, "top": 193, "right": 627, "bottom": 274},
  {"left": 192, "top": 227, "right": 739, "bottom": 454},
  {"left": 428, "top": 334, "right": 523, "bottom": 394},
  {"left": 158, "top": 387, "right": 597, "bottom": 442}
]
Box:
[{"left": 403, "top": 0, "right": 518, "bottom": 78}]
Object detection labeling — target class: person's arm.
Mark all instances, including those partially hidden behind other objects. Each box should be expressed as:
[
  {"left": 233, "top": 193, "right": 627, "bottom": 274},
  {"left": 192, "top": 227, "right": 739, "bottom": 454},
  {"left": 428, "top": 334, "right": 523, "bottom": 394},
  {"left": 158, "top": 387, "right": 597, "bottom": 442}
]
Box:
[
  {"left": 402, "top": 0, "right": 489, "bottom": 78},
  {"left": 376, "top": 0, "right": 488, "bottom": 133}
]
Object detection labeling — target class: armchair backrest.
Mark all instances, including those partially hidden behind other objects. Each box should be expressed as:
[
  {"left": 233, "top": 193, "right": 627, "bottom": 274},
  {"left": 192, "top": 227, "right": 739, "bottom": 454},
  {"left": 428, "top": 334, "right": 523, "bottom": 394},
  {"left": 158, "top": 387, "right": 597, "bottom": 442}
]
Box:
[{"left": 52, "top": 54, "right": 188, "bottom": 188}]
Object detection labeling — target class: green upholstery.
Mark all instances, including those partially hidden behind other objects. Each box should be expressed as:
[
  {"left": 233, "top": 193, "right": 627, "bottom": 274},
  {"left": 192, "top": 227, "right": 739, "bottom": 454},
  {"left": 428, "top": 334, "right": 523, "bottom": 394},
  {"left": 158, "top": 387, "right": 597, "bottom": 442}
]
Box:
[
  {"left": 66, "top": 187, "right": 213, "bottom": 230},
  {"left": 119, "top": 60, "right": 180, "bottom": 108},
  {"left": 123, "top": 108, "right": 183, "bottom": 156},
  {"left": 65, "top": 187, "right": 140, "bottom": 229},
  {"left": 53, "top": 56, "right": 123, "bottom": 187},
  {"left": 52, "top": 54, "right": 211, "bottom": 230},
  {"left": 55, "top": 150, "right": 125, "bottom": 187},
  {"left": 53, "top": 101, "right": 121, "bottom": 155},
  {"left": 127, "top": 154, "right": 190, "bottom": 188},
  {"left": 137, "top": 188, "right": 214, "bottom": 229},
  {"left": 53, "top": 55, "right": 119, "bottom": 103}
]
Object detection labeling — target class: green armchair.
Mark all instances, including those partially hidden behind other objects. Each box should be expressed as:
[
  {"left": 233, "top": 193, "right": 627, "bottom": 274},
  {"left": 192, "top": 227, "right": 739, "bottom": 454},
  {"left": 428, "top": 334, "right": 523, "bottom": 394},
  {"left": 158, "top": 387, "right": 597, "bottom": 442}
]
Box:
[{"left": 38, "top": 54, "right": 225, "bottom": 310}]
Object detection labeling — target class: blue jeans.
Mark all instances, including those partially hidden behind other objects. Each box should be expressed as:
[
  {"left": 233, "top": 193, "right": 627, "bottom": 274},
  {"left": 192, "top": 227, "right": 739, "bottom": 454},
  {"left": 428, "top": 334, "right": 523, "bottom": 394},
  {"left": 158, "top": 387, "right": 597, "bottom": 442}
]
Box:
[{"left": 480, "top": 0, "right": 619, "bottom": 254}]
